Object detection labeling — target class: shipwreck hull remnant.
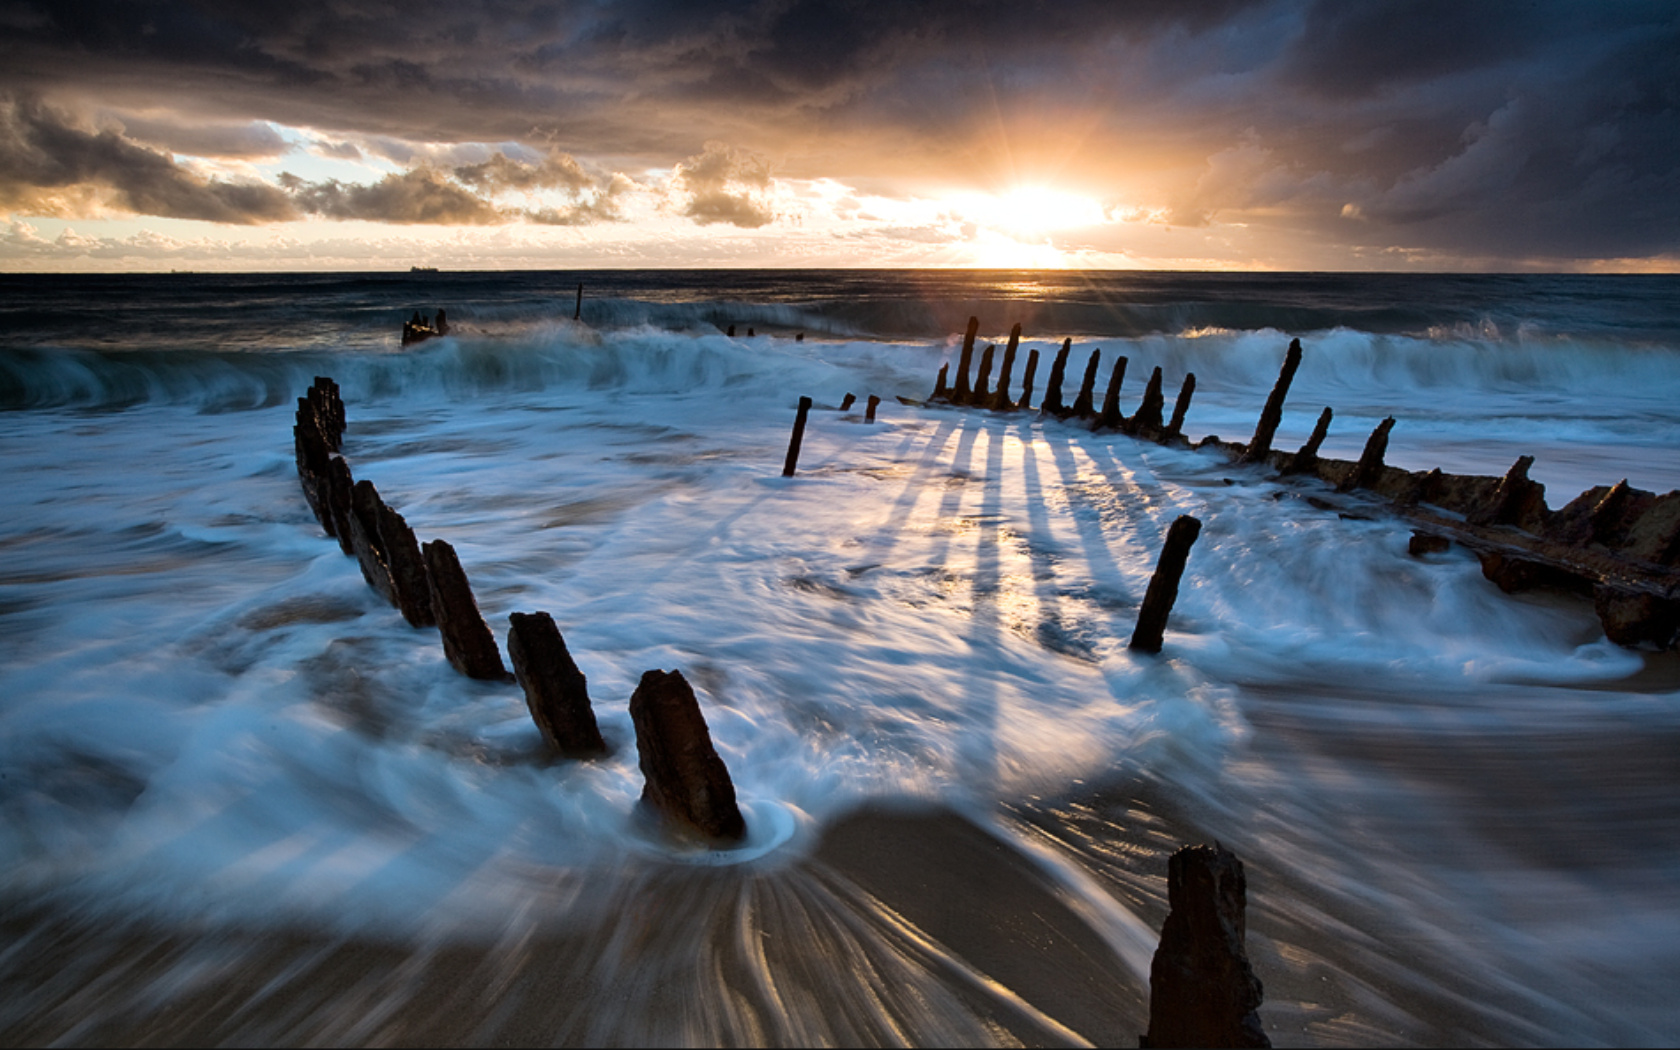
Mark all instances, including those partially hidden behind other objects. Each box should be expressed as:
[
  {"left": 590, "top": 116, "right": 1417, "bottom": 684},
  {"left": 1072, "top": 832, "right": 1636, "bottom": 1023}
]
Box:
[{"left": 916, "top": 322, "right": 1680, "bottom": 650}]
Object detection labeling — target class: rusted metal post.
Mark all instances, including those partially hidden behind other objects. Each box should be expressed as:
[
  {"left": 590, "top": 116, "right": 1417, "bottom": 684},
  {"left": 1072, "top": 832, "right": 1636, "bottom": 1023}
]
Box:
[
  {"left": 782, "top": 396, "right": 814, "bottom": 477},
  {"left": 1017, "top": 348, "right": 1040, "bottom": 410},
  {"left": 1284, "top": 407, "right": 1333, "bottom": 475},
  {"left": 989, "top": 340, "right": 1018, "bottom": 410},
  {"left": 1338, "top": 416, "right": 1395, "bottom": 492},
  {"left": 1239, "top": 338, "right": 1303, "bottom": 465},
  {"left": 1132, "top": 366, "right": 1166, "bottom": 437},
  {"left": 930, "top": 363, "right": 949, "bottom": 402},
  {"left": 973, "top": 344, "right": 996, "bottom": 404},
  {"left": 1098, "top": 356, "right": 1129, "bottom": 429},
  {"left": 1164, "top": 373, "right": 1196, "bottom": 441},
  {"left": 1071, "top": 349, "right": 1102, "bottom": 418},
  {"left": 1130, "top": 515, "right": 1202, "bottom": 654},
  {"left": 1041, "top": 338, "right": 1071, "bottom": 415},
  {"left": 840, "top": 393, "right": 856, "bottom": 411},
  {"left": 866, "top": 395, "right": 880, "bottom": 422}
]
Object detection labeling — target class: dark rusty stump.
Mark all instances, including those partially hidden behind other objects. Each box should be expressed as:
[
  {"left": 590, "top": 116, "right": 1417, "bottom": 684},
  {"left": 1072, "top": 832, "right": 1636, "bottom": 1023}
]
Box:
[
  {"left": 1283, "top": 407, "right": 1333, "bottom": 476},
  {"left": 507, "top": 611, "right": 607, "bottom": 756},
  {"left": 1131, "top": 366, "right": 1166, "bottom": 437},
  {"left": 1017, "top": 348, "right": 1040, "bottom": 410},
  {"left": 866, "top": 394, "right": 881, "bottom": 422},
  {"left": 1337, "top": 416, "right": 1395, "bottom": 492},
  {"left": 1098, "top": 356, "right": 1129, "bottom": 430},
  {"left": 1041, "top": 338, "right": 1072, "bottom": 415},
  {"left": 840, "top": 393, "right": 856, "bottom": 411},
  {"left": 1071, "top": 349, "right": 1102, "bottom": 418},
  {"left": 377, "top": 501, "right": 435, "bottom": 627},
  {"left": 1165, "top": 373, "right": 1196, "bottom": 441},
  {"left": 629, "top": 668, "right": 746, "bottom": 843},
  {"left": 325, "top": 455, "right": 355, "bottom": 554},
  {"left": 1239, "top": 338, "right": 1302, "bottom": 465},
  {"left": 1130, "top": 515, "right": 1202, "bottom": 654},
  {"left": 422, "top": 538, "right": 509, "bottom": 680},
  {"left": 782, "top": 396, "right": 813, "bottom": 477},
  {"left": 973, "top": 344, "right": 996, "bottom": 404},
  {"left": 348, "top": 480, "right": 397, "bottom": 606},
  {"left": 1468, "top": 455, "right": 1547, "bottom": 531},
  {"left": 952, "top": 317, "right": 979, "bottom": 404},
  {"left": 930, "top": 363, "right": 950, "bottom": 403},
  {"left": 989, "top": 339, "right": 1019, "bottom": 410},
  {"left": 1141, "top": 843, "right": 1269, "bottom": 1048}
]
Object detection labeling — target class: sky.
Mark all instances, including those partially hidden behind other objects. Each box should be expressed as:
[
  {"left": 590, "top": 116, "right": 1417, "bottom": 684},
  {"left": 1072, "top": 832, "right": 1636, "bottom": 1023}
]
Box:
[{"left": 1, "top": 0, "right": 1677, "bottom": 272}]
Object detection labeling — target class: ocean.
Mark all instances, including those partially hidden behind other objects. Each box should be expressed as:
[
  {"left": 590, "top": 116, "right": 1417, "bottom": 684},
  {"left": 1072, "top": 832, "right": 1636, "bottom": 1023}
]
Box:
[{"left": 2, "top": 269, "right": 1678, "bottom": 1045}]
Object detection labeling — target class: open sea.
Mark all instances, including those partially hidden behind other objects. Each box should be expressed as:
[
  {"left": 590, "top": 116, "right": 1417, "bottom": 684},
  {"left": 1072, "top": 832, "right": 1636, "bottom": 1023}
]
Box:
[{"left": 2, "top": 269, "right": 1678, "bottom": 1046}]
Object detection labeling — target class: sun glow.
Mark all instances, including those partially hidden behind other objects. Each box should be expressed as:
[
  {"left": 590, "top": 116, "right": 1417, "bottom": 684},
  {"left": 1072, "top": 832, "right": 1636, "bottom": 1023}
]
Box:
[{"left": 953, "top": 186, "right": 1106, "bottom": 238}]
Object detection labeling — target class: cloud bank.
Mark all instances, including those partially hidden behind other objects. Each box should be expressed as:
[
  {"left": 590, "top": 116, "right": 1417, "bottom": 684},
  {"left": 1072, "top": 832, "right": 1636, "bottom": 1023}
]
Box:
[{"left": 0, "top": 0, "right": 1675, "bottom": 267}]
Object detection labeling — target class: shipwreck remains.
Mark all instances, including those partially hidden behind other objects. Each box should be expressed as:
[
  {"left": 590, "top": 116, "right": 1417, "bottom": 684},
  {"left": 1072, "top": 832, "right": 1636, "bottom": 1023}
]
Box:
[
  {"left": 1142, "top": 843, "right": 1270, "bottom": 1048},
  {"left": 629, "top": 668, "right": 747, "bottom": 842},
  {"left": 401, "top": 308, "right": 449, "bottom": 346},
  {"left": 914, "top": 322, "right": 1680, "bottom": 650},
  {"left": 507, "top": 612, "right": 607, "bottom": 756}
]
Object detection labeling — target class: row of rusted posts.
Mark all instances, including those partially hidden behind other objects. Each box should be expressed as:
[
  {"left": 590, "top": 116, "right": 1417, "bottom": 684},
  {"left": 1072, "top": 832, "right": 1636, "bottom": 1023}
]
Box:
[
  {"left": 293, "top": 377, "right": 746, "bottom": 844},
  {"left": 922, "top": 320, "right": 1680, "bottom": 650}
]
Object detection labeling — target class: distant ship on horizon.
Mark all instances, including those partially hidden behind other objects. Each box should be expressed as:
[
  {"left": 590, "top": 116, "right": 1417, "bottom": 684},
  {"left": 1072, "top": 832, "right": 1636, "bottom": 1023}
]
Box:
[{"left": 410, "top": 266, "right": 439, "bottom": 273}]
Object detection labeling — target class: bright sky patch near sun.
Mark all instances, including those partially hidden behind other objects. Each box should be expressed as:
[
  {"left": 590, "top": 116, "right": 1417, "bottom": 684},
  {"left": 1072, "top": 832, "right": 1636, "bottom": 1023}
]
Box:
[{"left": 1, "top": 1, "right": 1676, "bottom": 271}]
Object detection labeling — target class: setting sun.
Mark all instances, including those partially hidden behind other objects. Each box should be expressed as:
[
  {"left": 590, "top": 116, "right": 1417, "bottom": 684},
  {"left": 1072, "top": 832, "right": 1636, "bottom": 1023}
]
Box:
[{"left": 952, "top": 186, "right": 1105, "bottom": 238}]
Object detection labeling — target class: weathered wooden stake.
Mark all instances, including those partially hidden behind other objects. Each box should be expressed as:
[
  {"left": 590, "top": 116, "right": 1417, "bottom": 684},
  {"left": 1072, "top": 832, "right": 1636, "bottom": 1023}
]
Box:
[
  {"left": 325, "top": 455, "right": 355, "bottom": 554},
  {"left": 348, "top": 480, "right": 397, "bottom": 606},
  {"left": 952, "top": 339, "right": 976, "bottom": 405},
  {"left": 989, "top": 341, "right": 1018, "bottom": 410},
  {"left": 1164, "top": 373, "right": 1197, "bottom": 440},
  {"left": 629, "top": 668, "right": 747, "bottom": 842},
  {"left": 1098, "top": 356, "right": 1129, "bottom": 429},
  {"left": 1071, "top": 349, "right": 1102, "bottom": 418},
  {"left": 574, "top": 283, "right": 583, "bottom": 321},
  {"left": 840, "top": 393, "right": 856, "bottom": 411},
  {"left": 930, "top": 363, "right": 950, "bottom": 402},
  {"left": 377, "top": 502, "right": 435, "bottom": 628},
  {"left": 1017, "top": 348, "right": 1040, "bottom": 410},
  {"left": 1130, "top": 515, "right": 1202, "bottom": 654},
  {"left": 1338, "top": 416, "right": 1395, "bottom": 492},
  {"left": 1042, "top": 338, "right": 1072, "bottom": 415},
  {"left": 507, "top": 611, "right": 606, "bottom": 756},
  {"left": 1142, "top": 843, "right": 1269, "bottom": 1048},
  {"left": 973, "top": 344, "right": 996, "bottom": 403},
  {"left": 782, "top": 396, "right": 813, "bottom": 477},
  {"left": 1468, "top": 455, "right": 1545, "bottom": 529},
  {"left": 1284, "top": 407, "right": 1333, "bottom": 475},
  {"left": 1132, "top": 366, "right": 1166, "bottom": 436},
  {"left": 1239, "top": 338, "right": 1303, "bottom": 465},
  {"left": 422, "top": 538, "right": 509, "bottom": 680},
  {"left": 866, "top": 394, "right": 880, "bottom": 422}
]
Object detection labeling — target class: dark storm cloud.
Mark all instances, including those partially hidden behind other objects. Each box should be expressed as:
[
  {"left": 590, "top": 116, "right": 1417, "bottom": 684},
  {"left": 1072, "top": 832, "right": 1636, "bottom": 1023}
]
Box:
[
  {"left": 1, "top": 0, "right": 1677, "bottom": 262},
  {"left": 112, "top": 115, "right": 289, "bottom": 158},
  {"left": 0, "top": 94, "right": 296, "bottom": 222}
]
